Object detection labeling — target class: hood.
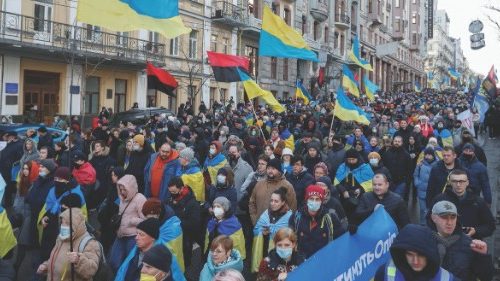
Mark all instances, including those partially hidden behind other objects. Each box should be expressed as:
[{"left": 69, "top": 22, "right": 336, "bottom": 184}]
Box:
[
  {"left": 117, "top": 174, "right": 138, "bottom": 200},
  {"left": 391, "top": 224, "right": 440, "bottom": 278},
  {"left": 23, "top": 138, "right": 39, "bottom": 155},
  {"left": 161, "top": 149, "right": 179, "bottom": 163},
  {"left": 206, "top": 249, "right": 243, "bottom": 273},
  {"left": 59, "top": 207, "right": 87, "bottom": 240},
  {"left": 93, "top": 145, "right": 110, "bottom": 157}
]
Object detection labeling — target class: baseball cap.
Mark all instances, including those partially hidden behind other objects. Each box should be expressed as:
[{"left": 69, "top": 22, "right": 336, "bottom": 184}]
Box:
[{"left": 431, "top": 201, "right": 457, "bottom": 216}]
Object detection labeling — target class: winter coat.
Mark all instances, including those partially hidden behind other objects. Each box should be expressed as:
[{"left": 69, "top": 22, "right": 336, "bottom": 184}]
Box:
[
  {"left": 144, "top": 152, "right": 181, "bottom": 201},
  {"left": 200, "top": 249, "right": 244, "bottom": 281},
  {"left": 413, "top": 159, "right": 437, "bottom": 199},
  {"left": 0, "top": 139, "right": 23, "bottom": 182},
  {"left": 382, "top": 147, "right": 412, "bottom": 184},
  {"left": 256, "top": 250, "right": 304, "bottom": 281},
  {"left": 459, "top": 156, "right": 492, "bottom": 204},
  {"left": 346, "top": 135, "right": 371, "bottom": 154},
  {"left": 59, "top": 146, "right": 81, "bottom": 169},
  {"left": 19, "top": 138, "right": 39, "bottom": 169},
  {"left": 455, "top": 142, "right": 487, "bottom": 167},
  {"left": 325, "top": 145, "right": 346, "bottom": 178},
  {"left": 124, "top": 148, "right": 152, "bottom": 194},
  {"left": 116, "top": 175, "right": 146, "bottom": 238},
  {"left": 433, "top": 189, "right": 496, "bottom": 240},
  {"left": 89, "top": 147, "right": 115, "bottom": 189},
  {"left": 230, "top": 157, "right": 254, "bottom": 201},
  {"left": 289, "top": 206, "right": 345, "bottom": 259},
  {"left": 425, "top": 159, "right": 463, "bottom": 208},
  {"left": 37, "top": 133, "right": 53, "bottom": 152},
  {"left": 249, "top": 175, "right": 297, "bottom": 225},
  {"left": 41, "top": 208, "right": 100, "bottom": 281},
  {"left": 166, "top": 187, "right": 201, "bottom": 242},
  {"left": 26, "top": 174, "right": 55, "bottom": 246},
  {"left": 354, "top": 191, "right": 409, "bottom": 230},
  {"left": 394, "top": 127, "right": 413, "bottom": 146},
  {"left": 72, "top": 162, "right": 97, "bottom": 186},
  {"left": 285, "top": 168, "right": 315, "bottom": 207},
  {"left": 205, "top": 185, "right": 238, "bottom": 214}
]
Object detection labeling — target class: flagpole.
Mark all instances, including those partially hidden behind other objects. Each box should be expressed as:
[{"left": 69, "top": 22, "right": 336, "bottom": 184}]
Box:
[
  {"left": 249, "top": 96, "right": 267, "bottom": 142},
  {"left": 294, "top": 79, "right": 299, "bottom": 113},
  {"left": 329, "top": 100, "right": 336, "bottom": 135}
]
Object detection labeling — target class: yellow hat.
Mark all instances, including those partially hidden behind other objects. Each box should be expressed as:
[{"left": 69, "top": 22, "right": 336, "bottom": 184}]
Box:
[{"left": 133, "top": 134, "right": 145, "bottom": 147}]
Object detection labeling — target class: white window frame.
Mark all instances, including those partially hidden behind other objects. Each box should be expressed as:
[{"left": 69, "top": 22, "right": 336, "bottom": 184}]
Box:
[{"left": 170, "top": 37, "right": 179, "bottom": 56}]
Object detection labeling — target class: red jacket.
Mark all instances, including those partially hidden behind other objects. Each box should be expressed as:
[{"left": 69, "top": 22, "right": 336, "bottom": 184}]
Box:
[{"left": 72, "top": 162, "right": 97, "bottom": 185}]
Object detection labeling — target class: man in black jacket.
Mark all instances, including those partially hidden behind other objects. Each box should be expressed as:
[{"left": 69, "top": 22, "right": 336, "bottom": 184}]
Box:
[
  {"left": 37, "top": 126, "right": 53, "bottom": 151},
  {"left": 428, "top": 200, "right": 494, "bottom": 281},
  {"left": 166, "top": 177, "right": 200, "bottom": 268},
  {"left": 454, "top": 130, "right": 487, "bottom": 166},
  {"left": 425, "top": 146, "right": 462, "bottom": 208},
  {"left": 432, "top": 169, "right": 495, "bottom": 240},
  {"left": 354, "top": 173, "right": 409, "bottom": 230},
  {"left": 381, "top": 136, "right": 411, "bottom": 198},
  {"left": 1, "top": 131, "right": 23, "bottom": 207},
  {"left": 286, "top": 155, "right": 315, "bottom": 207}
]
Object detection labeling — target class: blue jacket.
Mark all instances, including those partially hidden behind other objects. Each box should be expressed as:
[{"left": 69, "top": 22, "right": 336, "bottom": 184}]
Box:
[
  {"left": 205, "top": 185, "right": 237, "bottom": 214},
  {"left": 285, "top": 168, "right": 315, "bottom": 207},
  {"left": 346, "top": 134, "right": 371, "bottom": 154},
  {"left": 144, "top": 153, "right": 181, "bottom": 201},
  {"left": 413, "top": 159, "right": 437, "bottom": 199},
  {"left": 199, "top": 249, "right": 243, "bottom": 281},
  {"left": 459, "top": 156, "right": 492, "bottom": 204},
  {"left": 425, "top": 159, "right": 463, "bottom": 208}
]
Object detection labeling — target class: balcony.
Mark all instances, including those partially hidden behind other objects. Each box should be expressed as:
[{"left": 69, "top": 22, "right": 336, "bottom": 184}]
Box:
[
  {"left": 211, "top": 1, "right": 248, "bottom": 28},
  {"left": 242, "top": 14, "right": 261, "bottom": 37},
  {"left": 334, "top": 13, "right": 350, "bottom": 30},
  {"left": 368, "top": 12, "right": 383, "bottom": 26},
  {"left": 0, "top": 11, "right": 166, "bottom": 66},
  {"left": 392, "top": 30, "right": 404, "bottom": 41},
  {"left": 379, "top": 24, "right": 388, "bottom": 33},
  {"left": 310, "top": 1, "right": 329, "bottom": 22}
]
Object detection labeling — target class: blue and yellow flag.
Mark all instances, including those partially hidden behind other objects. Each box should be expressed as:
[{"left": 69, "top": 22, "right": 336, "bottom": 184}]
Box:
[
  {"left": 415, "top": 80, "right": 422, "bottom": 93},
  {"left": 238, "top": 69, "right": 285, "bottom": 113},
  {"left": 280, "top": 129, "right": 295, "bottom": 152},
  {"left": 244, "top": 113, "right": 254, "bottom": 127},
  {"left": 0, "top": 175, "right": 16, "bottom": 258},
  {"left": 362, "top": 76, "right": 378, "bottom": 101},
  {"left": 348, "top": 35, "right": 373, "bottom": 71},
  {"left": 77, "top": 0, "right": 190, "bottom": 39},
  {"left": 295, "top": 81, "right": 313, "bottom": 105},
  {"left": 259, "top": 6, "right": 317, "bottom": 61},
  {"left": 205, "top": 216, "right": 246, "bottom": 260},
  {"left": 448, "top": 67, "right": 461, "bottom": 80},
  {"left": 178, "top": 163, "right": 205, "bottom": 202},
  {"left": 334, "top": 162, "right": 374, "bottom": 192},
  {"left": 433, "top": 129, "right": 453, "bottom": 148},
  {"left": 342, "top": 65, "right": 360, "bottom": 98},
  {"left": 204, "top": 153, "right": 228, "bottom": 185},
  {"left": 334, "top": 87, "right": 370, "bottom": 126}
]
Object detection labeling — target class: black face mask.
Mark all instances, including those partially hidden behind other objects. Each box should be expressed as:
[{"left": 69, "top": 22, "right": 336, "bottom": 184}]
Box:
[
  {"left": 74, "top": 162, "right": 82, "bottom": 168},
  {"left": 55, "top": 181, "right": 69, "bottom": 197},
  {"left": 463, "top": 154, "right": 474, "bottom": 160}
]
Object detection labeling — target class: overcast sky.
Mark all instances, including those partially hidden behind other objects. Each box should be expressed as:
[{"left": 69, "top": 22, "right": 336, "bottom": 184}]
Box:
[{"left": 437, "top": 0, "right": 500, "bottom": 75}]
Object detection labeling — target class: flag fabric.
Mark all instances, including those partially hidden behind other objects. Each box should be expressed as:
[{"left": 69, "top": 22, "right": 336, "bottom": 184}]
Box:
[
  {"left": 482, "top": 65, "right": 498, "bottom": 99},
  {"left": 473, "top": 77, "right": 490, "bottom": 123},
  {"left": 244, "top": 113, "right": 254, "bottom": 126},
  {"left": 207, "top": 51, "right": 250, "bottom": 82},
  {"left": 295, "top": 81, "right": 313, "bottom": 104},
  {"left": 205, "top": 216, "right": 246, "bottom": 259},
  {"left": 261, "top": 91, "right": 286, "bottom": 113},
  {"left": 348, "top": 35, "right": 373, "bottom": 71},
  {"left": 77, "top": 0, "right": 190, "bottom": 39},
  {"left": 448, "top": 67, "right": 461, "bottom": 80},
  {"left": 318, "top": 67, "right": 325, "bottom": 87},
  {"left": 259, "top": 6, "right": 317, "bottom": 61},
  {"left": 342, "top": 65, "right": 360, "bottom": 98},
  {"left": 280, "top": 128, "right": 295, "bottom": 151},
  {"left": 415, "top": 80, "right": 422, "bottom": 93},
  {"left": 147, "top": 62, "right": 178, "bottom": 97},
  {"left": 0, "top": 175, "right": 16, "bottom": 259},
  {"left": 362, "top": 76, "right": 378, "bottom": 101},
  {"left": 334, "top": 87, "right": 370, "bottom": 126},
  {"left": 177, "top": 164, "right": 205, "bottom": 202},
  {"left": 334, "top": 162, "right": 374, "bottom": 192},
  {"left": 238, "top": 69, "right": 286, "bottom": 113},
  {"left": 203, "top": 153, "right": 228, "bottom": 185}
]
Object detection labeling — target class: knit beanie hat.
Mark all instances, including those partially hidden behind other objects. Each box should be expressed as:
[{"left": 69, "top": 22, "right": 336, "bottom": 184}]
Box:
[
  {"left": 313, "top": 162, "right": 329, "bottom": 175},
  {"left": 133, "top": 134, "right": 145, "bottom": 147},
  {"left": 424, "top": 147, "right": 435, "bottom": 156},
  {"left": 142, "top": 198, "right": 162, "bottom": 217},
  {"left": 143, "top": 244, "right": 172, "bottom": 273},
  {"left": 40, "top": 159, "right": 57, "bottom": 173},
  {"left": 345, "top": 148, "right": 360, "bottom": 159},
  {"left": 281, "top": 148, "right": 293, "bottom": 157},
  {"left": 305, "top": 185, "right": 326, "bottom": 201},
  {"left": 213, "top": 196, "right": 231, "bottom": 212},
  {"left": 267, "top": 158, "right": 282, "bottom": 172},
  {"left": 179, "top": 147, "right": 195, "bottom": 162},
  {"left": 60, "top": 193, "right": 82, "bottom": 208},
  {"left": 54, "top": 167, "right": 71, "bottom": 181},
  {"left": 137, "top": 218, "right": 160, "bottom": 240},
  {"left": 367, "top": 152, "right": 381, "bottom": 160}
]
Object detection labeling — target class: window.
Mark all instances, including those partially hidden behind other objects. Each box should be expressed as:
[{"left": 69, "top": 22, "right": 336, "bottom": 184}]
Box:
[
  {"left": 211, "top": 35, "right": 218, "bottom": 51},
  {"left": 170, "top": 37, "right": 179, "bottom": 56},
  {"left": 359, "top": 25, "right": 364, "bottom": 40},
  {"left": 148, "top": 32, "right": 159, "bottom": 53},
  {"left": 189, "top": 30, "right": 198, "bottom": 59},
  {"left": 301, "top": 15, "right": 307, "bottom": 35},
  {"left": 222, "top": 37, "right": 229, "bottom": 54},
  {"left": 219, "top": 88, "right": 227, "bottom": 103},
  {"left": 395, "top": 18, "right": 401, "bottom": 32},
  {"left": 116, "top": 32, "right": 129, "bottom": 46},
  {"left": 210, "top": 87, "right": 216, "bottom": 107},
  {"left": 395, "top": 0, "right": 400, "bottom": 8},
  {"left": 324, "top": 26, "right": 329, "bottom": 43},
  {"left": 282, "top": 91, "right": 289, "bottom": 100},
  {"left": 272, "top": 2, "right": 278, "bottom": 14},
  {"left": 115, "top": 79, "right": 127, "bottom": 113},
  {"left": 412, "top": 12, "right": 417, "bottom": 24},
  {"left": 245, "top": 45, "right": 259, "bottom": 77},
  {"left": 412, "top": 33, "right": 418, "bottom": 45},
  {"left": 147, "top": 89, "right": 158, "bottom": 107},
  {"left": 34, "top": 3, "right": 52, "bottom": 33},
  {"left": 313, "top": 21, "right": 320, "bottom": 40},
  {"left": 271, "top": 57, "right": 277, "bottom": 79},
  {"left": 412, "top": 0, "right": 417, "bottom": 3},
  {"left": 368, "top": 0, "right": 373, "bottom": 13},
  {"left": 86, "top": 24, "right": 101, "bottom": 42},
  {"left": 85, "top": 77, "right": 100, "bottom": 115},
  {"left": 283, "top": 59, "right": 288, "bottom": 81},
  {"left": 340, "top": 34, "right": 345, "bottom": 55},
  {"left": 168, "top": 91, "right": 177, "bottom": 112},
  {"left": 283, "top": 8, "right": 291, "bottom": 25}
]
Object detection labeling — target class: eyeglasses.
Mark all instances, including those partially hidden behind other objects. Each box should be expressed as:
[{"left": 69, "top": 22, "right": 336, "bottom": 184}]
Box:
[
  {"left": 450, "top": 180, "right": 467, "bottom": 184},
  {"left": 258, "top": 162, "right": 267, "bottom": 166}
]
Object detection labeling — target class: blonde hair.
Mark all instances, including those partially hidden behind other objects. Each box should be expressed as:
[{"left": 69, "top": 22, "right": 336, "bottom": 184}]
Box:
[
  {"left": 273, "top": 227, "right": 297, "bottom": 245},
  {"left": 213, "top": 269, "right": 245, "bottom": 281}
]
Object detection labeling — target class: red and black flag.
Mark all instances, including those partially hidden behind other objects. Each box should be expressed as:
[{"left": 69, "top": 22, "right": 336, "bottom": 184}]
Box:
[
  {"left": 482, "top": 65, "right": 498, "bottom": 99},
  {"left": 207, "top": 51, "right": 250, "bottom": 82},
  {"left": 147, "top": 62, "right": 178, "bottom": 97}
]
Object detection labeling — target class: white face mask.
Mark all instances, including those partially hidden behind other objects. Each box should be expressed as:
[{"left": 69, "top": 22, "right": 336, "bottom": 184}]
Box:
[
  {"left": 209, "top": 148, "right": 216, "bottom": 155},
  {"left": 59, "top": 225, "right": 71, "bottom": 240},
  {"left": 213, "top": 207, "right": 224, "bottom": 219},
  {"left": 369, "top": 158, "right": 379, "bottom": 166},
  {"left": 133, "top": 144, "right": 141, "bottom": 151},
  {"left": 217, "top": 175, "right": 226, "bottom": 185}
]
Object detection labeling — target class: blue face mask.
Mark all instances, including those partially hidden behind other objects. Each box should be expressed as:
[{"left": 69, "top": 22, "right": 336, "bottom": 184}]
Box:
[
  {"left": 39, "top": 171, "right": 47, "bottom": 178},
  {"left": 307, "top": 199, "right": 321, "bottom": 212},
  {"left": 59, "top": 225, "right": 70, "bottom": 240},
  {"left": 276, "top": 247, "right": 293, "bottom": 259}
]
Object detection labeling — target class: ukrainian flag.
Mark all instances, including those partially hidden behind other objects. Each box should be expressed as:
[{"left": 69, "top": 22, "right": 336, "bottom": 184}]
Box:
[
  {"left": 37, "top": 186, "right": 87, "bottom": 244},
  {"left": 334, "top": 87, "right": 370, "bottom": 126},
  {"left": 259, "top": 6, "right": 317, "bottom": 61},
  {"left": 363, "top": 76, "right": 378, "bottom": 101},
  {"left": 415, "top": 80, "right": 422, "bottom": 93},
  {"left": 348, "top": 35, "right": 373, "bottom": 71},
  {"left": 251, "top": 210, "right": 291, "bottom": 272},
  {"left": 448, "top": 68, "right": 461, "bottom": 80},
  {"left": 244, "top": 113, "right": 254, "bottom": 127},
  {"left": 178, "top": 163, "right": 205, "bottom": 202},
  {"left": 295, "top": 81, "right": 313, "bottom": 105},
  {"left": 280, "top": 128, "right": 295, "bottom": 152},
  {"left": 77, "top": 0, "right": 191, "bottom": 39},
  {"left": 334, "top": 162, "right": 374, "bottom": 192},
  {"left": 433, "top": 129, "right": 453, "bottom": 148},
  {"left": 238, "top": 69, "right": 285, "bottom": 113},
  {"left": 342, "top": 65, "right": 360, "bottom": 97},
  {"left": 115, "top": 217, "right": 185, "bottom": 281},
  {"left": 203, "top": 153, "right": 228, "bottom": 185},
  {"left": 205, "top": 216, "right": 246, "bottom": 260},
  {"left": 0, "top": 176, "right": 16, "bottom": 258}
]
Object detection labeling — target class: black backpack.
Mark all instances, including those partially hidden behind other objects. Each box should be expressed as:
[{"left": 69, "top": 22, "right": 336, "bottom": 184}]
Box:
[{"left": 78, "top": 233, "right": 113, "bottom": 281}]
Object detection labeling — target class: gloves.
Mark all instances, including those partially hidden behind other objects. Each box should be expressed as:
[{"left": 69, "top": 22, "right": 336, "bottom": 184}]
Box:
[{"left": 348, "top": 224, "right": 358, "bottom": 235}]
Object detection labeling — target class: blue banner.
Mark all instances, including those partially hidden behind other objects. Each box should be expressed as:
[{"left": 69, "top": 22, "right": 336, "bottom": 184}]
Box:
[{"left": 288, "top": 208, "right": 398, "bottom": 281}]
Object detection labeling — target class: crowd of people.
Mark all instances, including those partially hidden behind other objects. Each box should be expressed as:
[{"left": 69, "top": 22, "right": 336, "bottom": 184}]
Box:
[{"left": 0, "top": 88, "right": 498, "bottom": 281}]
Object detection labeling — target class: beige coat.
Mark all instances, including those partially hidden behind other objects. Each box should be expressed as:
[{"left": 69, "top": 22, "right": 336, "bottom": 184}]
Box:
[
  {"left": 42, "top": 208, "right": 101, "bottom": 281},
  {"left": 249, "top": 175, "right": 297, "bottom": 225}
]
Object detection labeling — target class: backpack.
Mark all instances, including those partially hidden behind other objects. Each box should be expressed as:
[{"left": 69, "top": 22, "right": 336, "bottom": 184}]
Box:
[{"left": 78, "top": 233, "right": 113, "bottom": 281}]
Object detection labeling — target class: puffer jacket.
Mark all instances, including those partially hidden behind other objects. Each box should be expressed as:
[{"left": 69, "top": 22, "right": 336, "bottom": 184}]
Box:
[
  {"left": 72, "top": 162, "right": 97, "bottom": 186},
  {"left": 459, "top": 156, "right": 492, "bottom": 204},
  {"left": 41, "top": 208, "right": 100, "bottom": 281},
  {"left": 199, "top": 249, "right": 244, "bottom": 281},
  {"left": 116, "top": 175, "right": 146, "bottom": 238},
  {"left": 413, "top": 159, "right": 437, "bottom": 199}
]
